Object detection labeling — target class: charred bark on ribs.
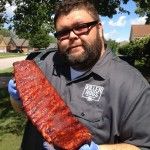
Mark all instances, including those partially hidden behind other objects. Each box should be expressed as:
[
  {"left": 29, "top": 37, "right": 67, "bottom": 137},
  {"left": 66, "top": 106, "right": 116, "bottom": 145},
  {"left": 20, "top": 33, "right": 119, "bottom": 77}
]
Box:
[{"left": 13, "top": 60, "right": 92, "bottom": 150}]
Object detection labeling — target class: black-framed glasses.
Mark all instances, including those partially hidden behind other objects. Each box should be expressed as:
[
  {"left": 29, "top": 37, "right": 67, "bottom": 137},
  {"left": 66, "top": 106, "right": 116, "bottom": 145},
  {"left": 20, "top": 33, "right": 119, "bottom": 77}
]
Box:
[{"left": 54, "top": 20, "right": 98, "bottom": 40}]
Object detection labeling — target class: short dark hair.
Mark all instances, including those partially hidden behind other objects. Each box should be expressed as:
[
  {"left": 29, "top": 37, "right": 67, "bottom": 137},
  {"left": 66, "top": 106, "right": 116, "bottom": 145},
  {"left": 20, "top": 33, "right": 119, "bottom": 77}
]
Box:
[{"left": 54, "top": 0, "right": 100, "bottom": 27}]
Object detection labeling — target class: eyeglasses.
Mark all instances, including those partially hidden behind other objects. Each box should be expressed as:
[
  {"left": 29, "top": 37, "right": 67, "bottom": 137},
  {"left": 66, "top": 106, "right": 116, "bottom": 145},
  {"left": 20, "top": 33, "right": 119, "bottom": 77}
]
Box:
[{"left": 54, "top": 20, "right": 98, "bottom": 40}]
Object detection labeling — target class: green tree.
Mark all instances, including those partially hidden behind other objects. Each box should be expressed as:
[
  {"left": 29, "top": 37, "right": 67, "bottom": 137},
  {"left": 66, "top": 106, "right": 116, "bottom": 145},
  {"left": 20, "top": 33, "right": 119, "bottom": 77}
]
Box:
[
  {"left": 133, "top": 0, "right": 150, "bottom": 24},
  {"left": 92, "top": 0, "right": 129, "bottom": 18},
  {"left": 11, "top": 0, "right": 56, "bottom": 48},
  {"left": 106, "top": 39, "right": 119, "bottom": 54},
  {"left": 29, "top": 29, "right": 53, "bottom": 48},
  {"left": 0, "top": 28, "right": 18, "bottom": 38},
  {"left": 0, "top": 28, "right": 11, "bottom": 36},
  {"left": 118, "top": 36, "right": 150, "bottom": 67}
]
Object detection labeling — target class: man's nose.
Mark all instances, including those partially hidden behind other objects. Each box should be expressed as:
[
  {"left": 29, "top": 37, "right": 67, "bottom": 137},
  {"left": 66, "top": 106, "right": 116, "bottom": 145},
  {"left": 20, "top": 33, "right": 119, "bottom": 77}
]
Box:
[{"left": 69, "top": 30, "right": 78, "bottom": 39}]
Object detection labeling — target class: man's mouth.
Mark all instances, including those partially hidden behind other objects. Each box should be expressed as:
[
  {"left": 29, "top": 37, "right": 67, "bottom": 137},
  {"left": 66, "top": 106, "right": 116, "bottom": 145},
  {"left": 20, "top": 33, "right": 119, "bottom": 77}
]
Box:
[{"left": 67, "top": 45, "right": 82, "bottom": 53}]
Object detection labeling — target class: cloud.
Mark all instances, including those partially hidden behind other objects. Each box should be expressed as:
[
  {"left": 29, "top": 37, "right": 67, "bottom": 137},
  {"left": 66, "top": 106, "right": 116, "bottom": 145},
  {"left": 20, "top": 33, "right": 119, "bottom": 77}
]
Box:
[
  {"left": 104, "top": 29, "right": 129, "bottom": 42},
  {"left": 5, "top": 3, "right": 17, "bottom": 18},
  {"left": 115, "top": 38, "right": 129, "bottom": 42},
  {"left": 130, "top": 16, "right": 147, "bottom": 25},
  {"left": 104, "top": 29, "right": 118, "bottom": 40},
  {"left": 109, "top": 16, "right": 126, "bottom": 27}
]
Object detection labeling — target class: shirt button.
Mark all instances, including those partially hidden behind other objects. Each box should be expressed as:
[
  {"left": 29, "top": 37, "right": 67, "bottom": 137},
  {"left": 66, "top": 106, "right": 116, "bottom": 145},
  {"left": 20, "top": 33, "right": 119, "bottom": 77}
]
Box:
[{"left": 81, "top": 112, "right": 85, "bottom": 116}]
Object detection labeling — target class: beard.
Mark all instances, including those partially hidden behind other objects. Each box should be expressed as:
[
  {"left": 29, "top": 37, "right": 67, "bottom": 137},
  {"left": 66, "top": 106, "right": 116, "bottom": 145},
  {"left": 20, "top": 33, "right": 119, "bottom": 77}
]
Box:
[{"left": 59, "top": 31, "right": 103, "bottom": 70}]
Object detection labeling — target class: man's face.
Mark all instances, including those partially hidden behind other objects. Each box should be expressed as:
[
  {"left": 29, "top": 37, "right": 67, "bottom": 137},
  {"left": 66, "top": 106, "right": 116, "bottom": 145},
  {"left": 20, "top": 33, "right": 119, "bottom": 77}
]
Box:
[{"left": 55, "top": 9, "right": 103, "bottom": 70}]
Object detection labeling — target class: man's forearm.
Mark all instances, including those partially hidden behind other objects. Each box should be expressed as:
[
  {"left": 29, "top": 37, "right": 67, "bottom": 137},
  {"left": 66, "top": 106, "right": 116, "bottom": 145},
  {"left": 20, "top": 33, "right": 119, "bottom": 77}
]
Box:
[
  {"left": 10, "top": 96, "right": 23, "bottom": 112},
  {"left": 100, "top": 143, "right": 140, "bottom": 150}
]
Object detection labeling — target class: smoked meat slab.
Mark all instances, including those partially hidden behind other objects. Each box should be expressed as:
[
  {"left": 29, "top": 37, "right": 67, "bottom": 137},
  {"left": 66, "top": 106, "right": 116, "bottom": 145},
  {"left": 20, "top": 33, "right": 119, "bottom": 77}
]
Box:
[{"left": 13, "top": 60, "right": 92, "bottom": 150}]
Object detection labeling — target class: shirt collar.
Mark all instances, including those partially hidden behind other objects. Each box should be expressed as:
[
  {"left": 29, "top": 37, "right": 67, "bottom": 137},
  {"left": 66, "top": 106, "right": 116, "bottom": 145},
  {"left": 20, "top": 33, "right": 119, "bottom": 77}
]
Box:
[
  {"left": 53, "top": 49, "right": 115, "bottom": 83},
  {"left": 70, "top": 67, "right": 86, "bottom": 80},
  {"left": 91, "top": 49, "right": 115, "bottom": 80}
]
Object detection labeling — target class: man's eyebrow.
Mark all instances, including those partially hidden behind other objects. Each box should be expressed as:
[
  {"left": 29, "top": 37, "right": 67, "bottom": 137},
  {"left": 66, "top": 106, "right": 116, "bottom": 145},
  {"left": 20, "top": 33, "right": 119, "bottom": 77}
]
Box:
[
  {"left": 73, "top": 21, "right": 86, "bottom": 26},
  {"left": 57, "top": 21, "right": 86, "bottom": 31},
  {"left": 57, "top": 26, "right": 71, "bottom": 31}
]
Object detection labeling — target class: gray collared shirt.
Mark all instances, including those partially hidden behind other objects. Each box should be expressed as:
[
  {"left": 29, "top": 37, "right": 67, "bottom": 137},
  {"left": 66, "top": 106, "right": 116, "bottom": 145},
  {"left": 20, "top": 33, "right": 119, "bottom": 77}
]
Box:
[{"left": 40, "top": 49, "right": 150, "bottom": 150}]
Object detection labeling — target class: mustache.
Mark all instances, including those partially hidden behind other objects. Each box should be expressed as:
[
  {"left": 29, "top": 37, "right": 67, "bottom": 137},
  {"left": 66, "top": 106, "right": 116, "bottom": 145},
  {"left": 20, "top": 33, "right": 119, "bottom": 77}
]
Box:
[{"left": 66, "top": 45, "right": 83, "bottom": 53}]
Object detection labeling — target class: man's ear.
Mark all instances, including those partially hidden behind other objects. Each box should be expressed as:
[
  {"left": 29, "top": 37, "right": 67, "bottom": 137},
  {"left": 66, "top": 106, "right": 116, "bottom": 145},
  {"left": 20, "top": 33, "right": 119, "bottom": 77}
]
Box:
[{"left": 97, "top": 23, "right": 103, "bottom": 37}]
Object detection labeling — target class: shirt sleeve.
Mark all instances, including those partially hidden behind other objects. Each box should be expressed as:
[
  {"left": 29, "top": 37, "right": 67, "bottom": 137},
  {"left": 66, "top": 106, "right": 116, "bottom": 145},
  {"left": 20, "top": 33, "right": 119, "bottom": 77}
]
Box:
[{"left": 120, "top": 76, "right": 150, "bottom": 149}]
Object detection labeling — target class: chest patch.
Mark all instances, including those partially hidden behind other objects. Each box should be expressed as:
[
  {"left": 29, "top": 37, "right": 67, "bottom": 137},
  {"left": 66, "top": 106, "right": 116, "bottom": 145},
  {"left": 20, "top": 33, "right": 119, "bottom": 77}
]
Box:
[{"left": 82, "top": 84, "right": 104, "bottom": 101}]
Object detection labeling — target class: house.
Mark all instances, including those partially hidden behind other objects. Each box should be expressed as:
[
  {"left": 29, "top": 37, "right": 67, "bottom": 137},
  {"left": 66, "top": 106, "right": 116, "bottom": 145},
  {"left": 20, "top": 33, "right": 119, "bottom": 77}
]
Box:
[
  {"left": 0, "top": 35, "right": 7, "bottom": 52},
  {"left": 13, "top": 38, "right": 29, "bottom": 53},
  {"left": 129, "top": 24, "right": 150, "bottom": 41},
  {"left": 0, "top": 36, "right": 16, "bottom": 53},
  {"left": 0, "top": 35, "right": 57, "bottom": 53},
  {"left": 0, "top": 35, "right": 29, "bottom": 53},
  {"left": 3, "top": 37, "right": 16, "bottom": 52}
]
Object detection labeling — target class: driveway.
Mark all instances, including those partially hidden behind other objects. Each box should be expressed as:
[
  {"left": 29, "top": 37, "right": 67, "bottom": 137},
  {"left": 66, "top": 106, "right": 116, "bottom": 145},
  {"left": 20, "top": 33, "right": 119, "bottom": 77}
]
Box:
[
  {"left": 0, "top": 56, "right": 26, "bottom": 88},
  {"left": 0, "top": 56, "right": 26, "bottom": 70}
]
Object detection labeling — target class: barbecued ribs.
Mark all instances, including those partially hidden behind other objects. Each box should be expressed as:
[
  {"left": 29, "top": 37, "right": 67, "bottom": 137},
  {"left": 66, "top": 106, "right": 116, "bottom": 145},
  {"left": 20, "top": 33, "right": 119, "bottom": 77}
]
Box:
[{"left": 13, "top": 60, "right": 92, "bottom": 150}]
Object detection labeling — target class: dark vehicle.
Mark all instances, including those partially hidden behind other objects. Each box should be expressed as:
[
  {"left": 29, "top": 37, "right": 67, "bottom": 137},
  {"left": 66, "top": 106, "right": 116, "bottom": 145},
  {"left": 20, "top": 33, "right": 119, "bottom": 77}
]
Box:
[
  {"left": 26, "top": 48, "right": 57, "bottom": 60},
  {"left": 119, "top": 55, "right": 135, "bottom": 66}
]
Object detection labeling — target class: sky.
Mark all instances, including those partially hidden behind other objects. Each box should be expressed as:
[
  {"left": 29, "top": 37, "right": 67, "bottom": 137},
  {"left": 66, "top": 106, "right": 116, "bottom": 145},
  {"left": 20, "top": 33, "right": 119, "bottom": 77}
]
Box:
[
  {"left": 101, "top": 0, "right": 147, "bottom": 42},
  {"left": 4, "top": 0, "right": 147, "bottom": 42}
]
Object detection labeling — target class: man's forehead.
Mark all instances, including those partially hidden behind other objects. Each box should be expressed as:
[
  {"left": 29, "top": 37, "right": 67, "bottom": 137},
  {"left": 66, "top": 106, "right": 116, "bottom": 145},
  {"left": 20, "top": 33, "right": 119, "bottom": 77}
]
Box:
[{"left": 57, "top": 9, "right": 93, "bottom": 22}]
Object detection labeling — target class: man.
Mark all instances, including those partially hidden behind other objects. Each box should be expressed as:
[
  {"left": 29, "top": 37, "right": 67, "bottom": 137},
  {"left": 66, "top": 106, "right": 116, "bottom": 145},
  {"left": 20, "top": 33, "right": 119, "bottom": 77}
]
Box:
[{"left": 8, "top": 0, "right": 150, "bottom": 150}]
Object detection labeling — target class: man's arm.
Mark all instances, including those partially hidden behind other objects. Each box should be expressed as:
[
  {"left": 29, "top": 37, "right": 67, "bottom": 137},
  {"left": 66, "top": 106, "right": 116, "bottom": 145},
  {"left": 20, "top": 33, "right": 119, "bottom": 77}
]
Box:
[
  {"left": 10, "top": 96, "right": 23, "bottom": 112},
  {"left": 79, "top": 142, "right": 141, "bottom": 150},
  {"left": 8, "top": 79, "right": 23, "bottom": 112},
  {"left": 100, "top": 143, "right": 140, "bottom": 150}
]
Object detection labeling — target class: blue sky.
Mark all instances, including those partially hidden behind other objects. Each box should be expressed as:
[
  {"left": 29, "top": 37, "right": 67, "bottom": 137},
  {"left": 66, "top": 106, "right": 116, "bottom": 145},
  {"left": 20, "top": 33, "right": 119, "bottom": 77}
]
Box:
[
  {"left": 4, "top": 0, "right": 147, "bottom": 42},
  {"left": 101, "top": 0, "right": 147, "bottom": 42}
]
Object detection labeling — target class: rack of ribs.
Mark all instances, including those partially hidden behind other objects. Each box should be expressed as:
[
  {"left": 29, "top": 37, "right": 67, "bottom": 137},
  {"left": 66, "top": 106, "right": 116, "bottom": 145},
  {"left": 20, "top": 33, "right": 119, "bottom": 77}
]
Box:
[{"left": 13, "top": 60, "right": 92, "bottom": 150}]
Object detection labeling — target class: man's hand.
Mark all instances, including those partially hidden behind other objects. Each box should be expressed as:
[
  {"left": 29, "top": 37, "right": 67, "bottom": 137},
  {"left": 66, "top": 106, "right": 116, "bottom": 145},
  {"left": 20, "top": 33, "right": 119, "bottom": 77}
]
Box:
[
  {"left": 8, "top": 79, "right": 20, "bottom": 101},
  {"left": 42, "top": 141, "right": 99, "bottom": 150},
  {"left": 43, "top": 141, "right": 55, "bottom": 150},
  {"left": 79, "top": 141, "right": 99, "bottom": 150}
]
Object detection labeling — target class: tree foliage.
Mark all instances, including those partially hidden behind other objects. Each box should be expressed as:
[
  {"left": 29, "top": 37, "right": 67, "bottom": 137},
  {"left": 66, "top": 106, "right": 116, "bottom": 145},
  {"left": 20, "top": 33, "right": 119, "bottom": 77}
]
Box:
[
  {"left": 133, "top": 0, "right": 150, "bottom": 24},
  {"left": 10, "top": 0, "right": 131, "bottom": 38},
  {"left": 12, "top": 0, "right": 56, "bottom": 39},
  {"left": 0, "top": 28, "right": 18, "bottom": 39},
  {"left": 118, "top": 36, "right": 150, "bottom": 67},
  {"left": 87, "top": 0, "right": 129, "bottom": 18},
  {"left": 29, "top": 29, "right": 52, "bottom": 48},
  {"left": 0, "top": 0, "right": 12, "bottom": 27},
  {"left": 1, "top": 0, "right": 150, "bottom": 48},
  {"left": 0, "top": 28, "right": 11, "bottom": 36},
  {"left": 106, "top": 39, "right": 119, "bottom": 54}
]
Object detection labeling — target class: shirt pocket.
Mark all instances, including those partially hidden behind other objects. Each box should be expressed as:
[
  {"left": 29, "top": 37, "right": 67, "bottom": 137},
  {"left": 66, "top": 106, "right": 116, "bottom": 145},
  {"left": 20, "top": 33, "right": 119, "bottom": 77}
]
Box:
[{"left": 72, "top": 105, "right": 104, "bottom": 123}]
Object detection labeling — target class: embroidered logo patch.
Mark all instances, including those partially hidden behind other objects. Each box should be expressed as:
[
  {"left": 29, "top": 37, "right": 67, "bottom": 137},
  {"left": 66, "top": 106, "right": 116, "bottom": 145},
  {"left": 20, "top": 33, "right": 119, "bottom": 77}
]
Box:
[{"left": 82, "top": 84, "right": 104, "bottom": 101}]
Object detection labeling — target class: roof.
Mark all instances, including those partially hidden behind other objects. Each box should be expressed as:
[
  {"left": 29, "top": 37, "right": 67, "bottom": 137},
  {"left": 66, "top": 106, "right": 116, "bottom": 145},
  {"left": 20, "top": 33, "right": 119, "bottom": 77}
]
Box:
[
  {"left": 130, "top": 25, "right": 150, "bottom": 40},
  {"left": 13, "top": 38, "right": 25, "bottom": 46},
  {"left": 3, "top": 37, "right": 11, "bottom": 45},
  {"left": 0, "top": 35, "right": 3, "bottom": 44},
  {"left": 12, "top": 38, "right": 29, "bottom": 47},
  {"left": 22, "top": 40, "right": 29, "bottom": 47}
]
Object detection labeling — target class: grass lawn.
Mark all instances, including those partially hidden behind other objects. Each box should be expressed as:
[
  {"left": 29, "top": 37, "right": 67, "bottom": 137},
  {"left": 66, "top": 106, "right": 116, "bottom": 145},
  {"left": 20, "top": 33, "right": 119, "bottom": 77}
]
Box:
[
  {"left": 0, "top": 53, "right": 26, "bottom": 59},
  {"left": 0, "top": 87, "right": 26, "bottom": 150},
  {"left": 0, "top": 133, "right": 23, "bottom": 150},
  {"left": 0, "top": 67, "right": 26, "bottom": 150},
  {"left": 0, "top": 67, "right": 13, "bottom": 77}
]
